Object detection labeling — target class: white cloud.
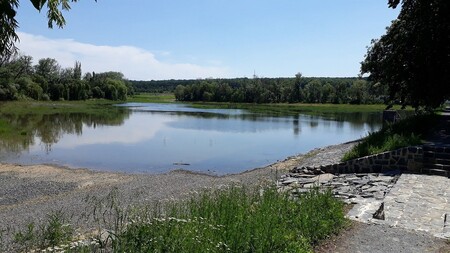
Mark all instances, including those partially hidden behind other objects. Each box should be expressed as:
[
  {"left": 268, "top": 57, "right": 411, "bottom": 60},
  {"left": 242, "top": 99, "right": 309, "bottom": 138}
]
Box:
[{"left": 17, "top": 32, "right": 230, "bottom": 80}]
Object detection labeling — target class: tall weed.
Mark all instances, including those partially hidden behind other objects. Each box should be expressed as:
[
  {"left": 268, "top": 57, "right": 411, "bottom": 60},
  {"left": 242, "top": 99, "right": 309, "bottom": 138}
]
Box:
[
  {"left": 112, "top": 186, "right": 345, "bottom": 253},
  {"left": 342, "top": 113, "right": 438, "bottom": 161}
]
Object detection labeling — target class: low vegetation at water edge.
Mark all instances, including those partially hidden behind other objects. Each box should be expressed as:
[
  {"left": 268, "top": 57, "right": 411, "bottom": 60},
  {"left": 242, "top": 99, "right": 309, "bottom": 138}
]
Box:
[
  {"left": 7, "top": 186, "right": 346, "bottom": 253},
  {"left": 342, "top": 113, "right": 439, "bottom": 161}
]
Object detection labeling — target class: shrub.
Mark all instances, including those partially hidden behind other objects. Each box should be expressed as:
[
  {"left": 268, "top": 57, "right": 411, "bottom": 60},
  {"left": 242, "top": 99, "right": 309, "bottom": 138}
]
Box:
[{"left": 342, "top": 113, "right": 438, "bottom": 161}]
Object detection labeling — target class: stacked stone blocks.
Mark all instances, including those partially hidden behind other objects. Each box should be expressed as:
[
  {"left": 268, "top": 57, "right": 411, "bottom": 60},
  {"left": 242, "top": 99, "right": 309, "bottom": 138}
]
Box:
[{"left": 295, "top": 146, "right": 426, "bottom": 175}]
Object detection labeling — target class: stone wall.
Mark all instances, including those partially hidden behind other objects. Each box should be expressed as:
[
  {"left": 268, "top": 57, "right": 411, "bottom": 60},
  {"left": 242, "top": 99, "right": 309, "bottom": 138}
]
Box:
[{"left": 293, "top": 146, "right": 424, "bottom": 174}]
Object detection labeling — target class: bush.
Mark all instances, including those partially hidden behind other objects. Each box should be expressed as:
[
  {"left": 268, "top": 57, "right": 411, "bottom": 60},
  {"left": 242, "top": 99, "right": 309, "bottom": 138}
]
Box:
[{"left": 342, "top": 113, "right": 438, "bottom": 161}]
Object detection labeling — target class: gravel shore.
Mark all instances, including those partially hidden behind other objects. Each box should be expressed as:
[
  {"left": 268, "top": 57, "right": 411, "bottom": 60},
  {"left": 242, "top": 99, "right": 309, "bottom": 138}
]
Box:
[{"left": 0, "top": 142, "right": 354, "bottom": 249}]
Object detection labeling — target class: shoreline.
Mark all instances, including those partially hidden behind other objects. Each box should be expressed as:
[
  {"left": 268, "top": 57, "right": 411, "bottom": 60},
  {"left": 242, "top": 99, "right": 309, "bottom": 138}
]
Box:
[{"left": 0, "top": 141, "right": 356, "bottom": 249}]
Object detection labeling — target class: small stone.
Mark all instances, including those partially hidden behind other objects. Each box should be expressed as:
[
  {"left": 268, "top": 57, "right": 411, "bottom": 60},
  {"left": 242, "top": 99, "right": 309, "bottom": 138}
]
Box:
[
  {"left": 353, "top": 179, "right": 370, "bottom": 185},
  {"left": 297, "top": 178, "right": 316, "bottom": 184},
  {"left": 281, "top": 178, "right": 298, "bottom": 185},
  {"left": 312, "top": 173, "right": 335, "bottom": 183},
  {"left": 360, "top": 185, "right": 372, "bottom": 191}
]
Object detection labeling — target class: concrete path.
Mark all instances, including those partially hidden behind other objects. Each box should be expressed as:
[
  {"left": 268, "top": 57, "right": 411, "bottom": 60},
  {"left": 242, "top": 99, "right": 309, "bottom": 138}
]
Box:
[{"left": 384, "top": 173, "right": 450, "bottom": 238}]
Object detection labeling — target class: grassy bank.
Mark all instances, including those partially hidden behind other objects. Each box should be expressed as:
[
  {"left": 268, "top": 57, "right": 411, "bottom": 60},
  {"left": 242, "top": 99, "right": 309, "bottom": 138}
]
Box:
[
  {"left": 7, "top": 186, "right": 346, "bottom": 253},
  {"left": 0, "top": 94, "right": 403, "bottom": 116},
  {"left": 123, "top": 92, "right": 409, "bottom": 116},
  {"left": 189, "top": 102, "right": 389, "bottom": 116},
  {"left": 342, "top": 113, "right": 440, "bottom": 161},
  {"left": 127, "top": 93, "right": 176, "bottom": 103},
  {"left": 0, "top": 100, "right": 118, "bottom": 115}
]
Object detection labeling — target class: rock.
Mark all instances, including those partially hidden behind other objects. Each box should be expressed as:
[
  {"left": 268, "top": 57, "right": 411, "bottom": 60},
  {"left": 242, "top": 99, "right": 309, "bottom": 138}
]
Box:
[
  {"left": 334, "top": 186, "right": 351, "bottom": 193},
  {"left": 353, "top": 179, "right": 370, "bottom": 185},
  {"left": 335, "top": 192, "right": 357, "bottom": 198},
  {"left": 330, "top": 182, "right": 349, "bottom": 187},
  {"left": 312, "top": 173, "right": 335, "bottom": 183},
  {"left": 303, "top": 183, "right": 316, "bottom": 188},
  {"left": 364, "top": 185, "right": 387, "bottom": 193},
  {"left": 360, "top": 185, "right": 372, "bottom": 191},
  {"left": 370, "top": 181, "right": 389, "bottom": 187},
  {"left": 296, "top": 178, "right": 316, "bottom": 184},
  {"left": 313, "top": 168, "right": 325, "bottom": 175},
  {"left": 346, "top": 176, "right": 360, "bottom": 181},
  {"left": 298, "top": 174, "right": 316, "bottom": 178},
  {"left": 281, "top": 178, "right": 298, "bottom": 185}
]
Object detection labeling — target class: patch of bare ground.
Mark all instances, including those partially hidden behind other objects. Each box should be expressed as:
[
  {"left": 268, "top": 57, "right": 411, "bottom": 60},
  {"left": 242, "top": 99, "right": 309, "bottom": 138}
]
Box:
[{"left": 315, "top": 221, "right": 450, "bottom": 253}]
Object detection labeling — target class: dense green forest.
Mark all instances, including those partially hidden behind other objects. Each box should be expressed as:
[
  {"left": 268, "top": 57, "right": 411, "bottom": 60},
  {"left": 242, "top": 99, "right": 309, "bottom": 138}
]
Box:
[
  {"left": 132, "top": 75, "right": 388, "bottom": 104},
  {"left": 0, "top": 54, "right": 134, "bottom": 101}
]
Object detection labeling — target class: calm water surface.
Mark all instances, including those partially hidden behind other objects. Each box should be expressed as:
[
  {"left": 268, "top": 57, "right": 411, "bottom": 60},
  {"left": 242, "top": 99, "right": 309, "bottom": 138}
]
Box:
[{"left": 0, "top": 103, "right": 382, "bottom": 174}]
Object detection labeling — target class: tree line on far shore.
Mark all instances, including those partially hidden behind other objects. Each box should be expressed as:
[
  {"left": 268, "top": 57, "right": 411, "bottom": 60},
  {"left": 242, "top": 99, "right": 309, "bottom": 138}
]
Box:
[
  {"left": 154, "top": 74, "right": 388, "bottom": 104},
  {"left": 0, "top": 55, "right": 134, "bottom": 101}
]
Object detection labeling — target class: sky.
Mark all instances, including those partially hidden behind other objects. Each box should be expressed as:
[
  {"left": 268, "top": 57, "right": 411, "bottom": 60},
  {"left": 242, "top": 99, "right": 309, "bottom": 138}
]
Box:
[{"left": 16, "top": 1, "right": 400, "bottom": 80}]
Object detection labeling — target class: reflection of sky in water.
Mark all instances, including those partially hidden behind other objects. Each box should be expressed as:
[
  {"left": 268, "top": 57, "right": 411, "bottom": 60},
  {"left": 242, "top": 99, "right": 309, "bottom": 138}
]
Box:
[
  {"left": 5, "top": 103, "right": 382, "bottom": 175},
  {"left": 42, "top": 113, "right": 175, "bottom": 148},
  {"left": 118, "top": 103, "right": 245, "bottom": 115}
]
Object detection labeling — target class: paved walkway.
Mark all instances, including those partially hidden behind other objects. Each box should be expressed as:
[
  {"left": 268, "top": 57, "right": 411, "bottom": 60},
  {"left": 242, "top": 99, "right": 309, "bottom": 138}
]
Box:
[
  {"left": 382, "top": 108, "right": 450, "bottom": 238},
  {"left": 348, "top": 107, "right": 450, "bottom": 239},
  {"left": 384, "top": 173, "right": 450, "bottom": 238}
]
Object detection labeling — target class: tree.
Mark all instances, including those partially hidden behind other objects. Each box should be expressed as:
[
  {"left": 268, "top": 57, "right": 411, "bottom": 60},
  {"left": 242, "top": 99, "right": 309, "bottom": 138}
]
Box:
[
  {"left": 289, "top": 72, "right": 302, "bottom": 103},
  {"left": 34, "top": 58, "right": 60, "bottom": 83},
  {"left": 174, "top": 85, "right": 185, "bottom": 101},
  {"left": 304, "top": 80, "right": 322, "bottom": 103},
  {"left": 1, "top": 0, "right": 96, "bottom": 57},
  {"left": 73, "top": 61, "right": 81, "bottom": 80},
  {"left": 349, "top": 80, "right": 368, "bottom": 104},
  {"left": 361, "top": 0, "right": 450, "bottom": 110}
]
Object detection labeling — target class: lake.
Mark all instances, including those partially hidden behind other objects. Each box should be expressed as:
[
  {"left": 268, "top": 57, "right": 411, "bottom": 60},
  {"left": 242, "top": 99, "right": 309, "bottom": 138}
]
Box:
[{"left": 0, "top": 103, "right": 382, "bottom": 175}]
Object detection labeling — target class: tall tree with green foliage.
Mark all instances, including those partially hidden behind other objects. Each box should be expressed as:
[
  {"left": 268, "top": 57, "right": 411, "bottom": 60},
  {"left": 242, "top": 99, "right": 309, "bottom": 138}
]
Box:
[
  {"left": 361, "top": 0, "right": 449, "bottom": 110},
  {"left": 1, "top": 0, "right": 96, "bottom": 58}
]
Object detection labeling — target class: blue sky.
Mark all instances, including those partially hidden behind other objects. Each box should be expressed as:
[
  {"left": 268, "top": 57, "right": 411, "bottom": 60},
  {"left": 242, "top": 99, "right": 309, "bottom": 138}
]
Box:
[{"left": 16, "top": 1, "right": 399, "bottom": 80}]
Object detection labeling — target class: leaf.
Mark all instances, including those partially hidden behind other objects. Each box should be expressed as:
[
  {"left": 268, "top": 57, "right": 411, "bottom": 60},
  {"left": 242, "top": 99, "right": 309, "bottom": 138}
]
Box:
[
  {"left": 388, "top": 0, "right": 401, "bottom": 8},
  {"left": 30, "top": 0, "right": 46, "bottom": 10}
]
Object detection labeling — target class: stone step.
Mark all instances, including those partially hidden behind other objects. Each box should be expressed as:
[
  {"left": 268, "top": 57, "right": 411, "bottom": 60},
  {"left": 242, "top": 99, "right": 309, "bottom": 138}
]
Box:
[
  {"left": 430, "top": 163, "right": 450, "bottom": 171},
  {"left": 423, "top": 151, "right": 450, "bottom": 160},
  {"left": 423, "top": 157, "right": 450, "bottom": 165},
  {"left": 421, "top": 168, "right": 449, "bottom": 177},
  {"left": 423, "top": 145, "right": 450, "bottom": 153},
  {"left": 422, "top": 163, "right": 450, "bottom": 171}
]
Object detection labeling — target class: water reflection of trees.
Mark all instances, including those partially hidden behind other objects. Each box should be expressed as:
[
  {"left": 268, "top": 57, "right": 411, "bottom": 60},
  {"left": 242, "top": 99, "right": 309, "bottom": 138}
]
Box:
[
  {"left": 0, "top": 108, "right": 130, "bottom": 154},
  {"left": 142, "top": 109, "right": 383, "bottom": 134},
  {"left": 323, "top": 112, "right": 383, "bottom": 132}
]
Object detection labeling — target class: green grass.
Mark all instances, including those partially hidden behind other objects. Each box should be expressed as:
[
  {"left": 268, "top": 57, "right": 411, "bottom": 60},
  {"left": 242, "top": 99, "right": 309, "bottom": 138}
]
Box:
[
  {"left": 125, "top": 92, "right": 412, "bottom": 116},
  {"left": 12, "top": 210, "right": 74, "bottom": 252},
  {"left": 188, "top": 101, "right": 410, "bottom": 116},
  {"left": 0, "top": 99, "right": 119, "bottom": 115},
  {"left": 126, "top": 93, "right": 176, "bottom": 103},
  {"left": 342, "top": 113, "right": 439, "bottom": 161},
  {"left": 8, "top": 186, "right": 346, "bottom": 253},
  {"left": 111, "top": 186, "right": 345, "bottom": 253}
]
